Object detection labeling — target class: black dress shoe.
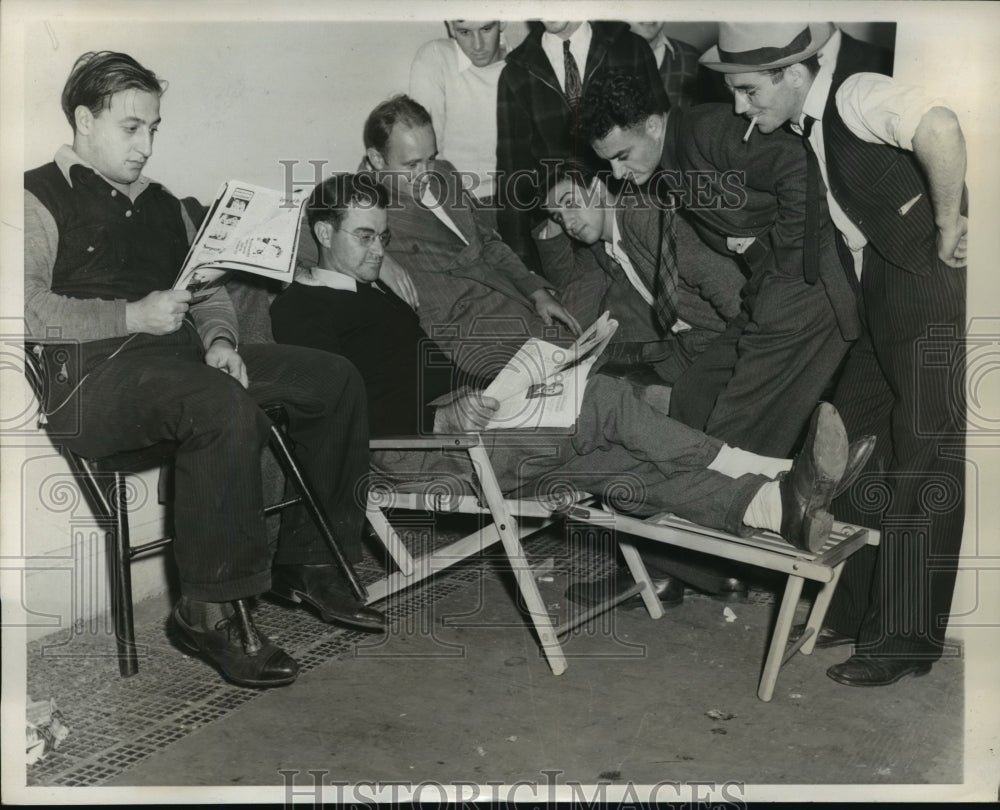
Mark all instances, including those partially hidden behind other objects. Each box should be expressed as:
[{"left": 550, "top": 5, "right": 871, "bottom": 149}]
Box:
[
  {"left": 172, "top": 599, "right": 298, "bottom": 688},
  {"left": 271, "top": 563, "right": 386, "bottom": 632},
  {"left": 565, "top": 570, "right": 684, "bottom": 610},
  {"left": 709, "top": 577, "right": 749, "bottom": 603},
  {"left": 779, "top": 402, "right": 848, "bottom": 552},
  {"left": 833, "top": 435, "right": 877, "bottom": 498},
  {"left": 827, "top": 655, "right": 932, "bottom": 687},
  {"left": 787, "top": 623, "right": 855, "bottom": 648}
]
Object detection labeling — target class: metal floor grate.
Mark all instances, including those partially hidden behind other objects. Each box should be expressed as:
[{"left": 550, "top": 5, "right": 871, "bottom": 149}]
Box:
[
  {"left": 25, "top": 515, "right": 605, "bottom": 787},
  {"left": 25, "top": 512, "right": 784, "bottom": 787}
]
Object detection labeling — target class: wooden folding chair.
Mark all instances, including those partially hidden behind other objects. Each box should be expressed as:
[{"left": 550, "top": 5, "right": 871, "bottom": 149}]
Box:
[
  {"left": 364, "top": 434, "right": 602, "bottom": 676},
  {"left": 565, "top": 504, "right": 880, "bottom": 700}
]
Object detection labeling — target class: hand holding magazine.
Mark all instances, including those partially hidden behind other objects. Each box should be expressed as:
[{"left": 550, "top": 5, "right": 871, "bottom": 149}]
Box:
[
  {"left": 474, "top": 312, "right": 619, "bottom": 430},
  {"left": 173, "top": 180, "right": 307, "bottom": 301}
]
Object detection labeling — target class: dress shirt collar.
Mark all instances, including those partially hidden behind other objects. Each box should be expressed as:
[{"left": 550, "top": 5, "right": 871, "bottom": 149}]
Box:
[
  {"left": 303, "top": 266, "right": 359, "bottom": 292},
  {"left": 651, "top": 30, "right": 675, "bottom": 67},
  {"left": 541, "top": 22, "right": 593, "bottom": 84},
  {"left": 54, "top": 144, "right": 151, "bottom": 198},
  {"left": 452, "top": 33, "right": 509, "bottom": 73},
  {"left": 796, "top": 28, "right": 841, "bottom": 131}
]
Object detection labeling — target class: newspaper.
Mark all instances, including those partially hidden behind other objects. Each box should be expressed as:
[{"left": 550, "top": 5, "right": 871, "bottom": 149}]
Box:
[
  {"left": 173, "top": 180, "right": 307, "bottom": 301},
  {"left": 478, "top": 312, "right": 619, "bottom": 430}
]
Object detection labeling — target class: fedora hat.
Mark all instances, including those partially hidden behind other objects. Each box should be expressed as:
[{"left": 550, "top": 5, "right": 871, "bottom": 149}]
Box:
[{"left": 700, "top": 22, "right": 835, "bottom": 73}]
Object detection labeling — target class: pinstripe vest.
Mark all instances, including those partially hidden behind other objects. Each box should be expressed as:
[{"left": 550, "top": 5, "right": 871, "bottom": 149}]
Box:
[{"left": 821, "top": 37, "right": 939, "bottom": 274}]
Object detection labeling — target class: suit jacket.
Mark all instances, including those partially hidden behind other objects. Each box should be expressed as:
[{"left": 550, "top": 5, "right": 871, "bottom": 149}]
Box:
[
  {"left": 668, "top": 102, "right": 860, "bottom": 341},
  {"left": 380, "top": 159, "right": 551, "bottom": 344},
  {"left": 496, "top": 21, "right": 668, "bottom": 274}
]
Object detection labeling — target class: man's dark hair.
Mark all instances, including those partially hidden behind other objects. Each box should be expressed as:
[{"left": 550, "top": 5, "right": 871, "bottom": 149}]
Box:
[
  {"left": 61, "top": 51, "right": 164, "bottom": 131},
  {"left": 763, "top": 54, "right": 820, "bottom": 82},
  {"left": 307, "top": 172, "right": 388, "bottom": 239},
  {"left": 363, "top": 94, "right": 433, "bottom": 155},
  {"left": 581, "top": 71, "right": 668, "bottom": 144},
  {"left": 538, "top": 159, "right": 600, "bottom": 207}
]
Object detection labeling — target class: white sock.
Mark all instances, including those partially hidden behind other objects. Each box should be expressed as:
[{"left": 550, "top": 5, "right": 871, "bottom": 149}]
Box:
[
  {"left": 708, "top": 444, "right": 793, "bottom": 480},
  {"left": 743, "top": 480, "right": 783, "bottom": 534}
]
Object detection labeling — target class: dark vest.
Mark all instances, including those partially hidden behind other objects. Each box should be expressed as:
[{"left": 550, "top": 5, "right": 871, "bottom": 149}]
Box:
[
  {"left": 24, "top": 161, "right": 191, "bottom": 302},
  {"left": 24, "top": 161, "right": 198, "bottom": 403},
  {"left": 820, "top": 34, "right": 942, "bottom": 273}
]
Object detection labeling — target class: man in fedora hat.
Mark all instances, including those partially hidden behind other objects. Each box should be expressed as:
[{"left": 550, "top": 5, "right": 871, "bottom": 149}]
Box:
[{"left": 703, "top": 22, "right": 967, "bottom": 688}]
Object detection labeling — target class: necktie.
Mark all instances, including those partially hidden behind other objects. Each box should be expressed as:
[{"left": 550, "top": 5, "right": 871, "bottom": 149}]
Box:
[
  {"left": 563, "top": 40, "right": 582, "bottom": 108},
  {"left": 651, "top": 209, "right": 680, "bottom": 334},
  {"left": 801, "top": 115, "right": 820, "bottom": 285}
]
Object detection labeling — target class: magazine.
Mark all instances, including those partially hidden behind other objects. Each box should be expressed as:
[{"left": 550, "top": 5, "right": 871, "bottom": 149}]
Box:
[
  {"left": 476, "top": 312, "right": 619, "bottom": 430},
  {"left": 173, "top": 180, "right": 307, "bottom": 301}
]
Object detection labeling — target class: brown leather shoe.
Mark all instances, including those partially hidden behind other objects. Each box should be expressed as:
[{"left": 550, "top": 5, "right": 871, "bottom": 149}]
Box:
[
  {"left": 779, "top": 403, "right": 848, "bottom": 552},
  {"left": 172, "top": 598, "right": 298, "bottom": 688},
  {"left": 271, "top": 563, "right": 386, "bottom": 631},
  {"left": 827, "top": 655, "right": 932, "bottom": 687}
]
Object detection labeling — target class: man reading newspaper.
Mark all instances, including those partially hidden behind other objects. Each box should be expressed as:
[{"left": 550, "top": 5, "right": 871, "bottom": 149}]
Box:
[
  {"left": 24, "top": 51, "right": 385, "bottom": 690},
  {"left": 271, "top": 173, "right": 876, "bottom": 551}
]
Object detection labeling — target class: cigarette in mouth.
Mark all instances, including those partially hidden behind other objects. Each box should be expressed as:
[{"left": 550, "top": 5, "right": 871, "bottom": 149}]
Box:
[{"left": 742, "top": 115, "right": 759, "bottom": 143}]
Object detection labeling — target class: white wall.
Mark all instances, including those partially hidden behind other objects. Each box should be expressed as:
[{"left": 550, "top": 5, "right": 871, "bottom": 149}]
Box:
[{"left": 4, "top": 8, "right": 998, "bottom": 653}]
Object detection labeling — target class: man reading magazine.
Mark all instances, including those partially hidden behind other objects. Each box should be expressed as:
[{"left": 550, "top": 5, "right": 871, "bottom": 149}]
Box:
[
  {"left": 24, "top": 51, "right": 385, "bottom": 690},
  {"left": 270, "top": 173, "right": 875, "bottom": 552}
]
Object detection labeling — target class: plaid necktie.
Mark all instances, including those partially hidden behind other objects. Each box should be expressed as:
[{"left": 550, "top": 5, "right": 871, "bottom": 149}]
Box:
[
  {"left": 563, "top": 40, "right": 582, "bottom": 107},
  {"left": 651, "top": 209, "right": 680, "bottom": 334},
  {"left": 801, "top": 115, "right": 820, "bottom": 285}
]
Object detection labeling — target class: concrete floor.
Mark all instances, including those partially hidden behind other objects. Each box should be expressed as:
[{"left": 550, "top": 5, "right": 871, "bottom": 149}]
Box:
[{"left": 24, "top": 524, "right": 967, "bottom": 798}]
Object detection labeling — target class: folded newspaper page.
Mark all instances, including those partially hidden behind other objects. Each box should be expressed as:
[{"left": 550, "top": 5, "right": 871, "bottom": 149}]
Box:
[
  {"left": 480, "top": 312, "right": 619, "bottom": 430},
  {"left": 173, "top": 180, "right": 307, "bottom": 301}
]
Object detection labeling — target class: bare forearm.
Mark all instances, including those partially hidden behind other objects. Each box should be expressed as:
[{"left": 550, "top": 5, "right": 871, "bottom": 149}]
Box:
[{"left": 912, "top": 106, "right": 967, "bottom": 229}]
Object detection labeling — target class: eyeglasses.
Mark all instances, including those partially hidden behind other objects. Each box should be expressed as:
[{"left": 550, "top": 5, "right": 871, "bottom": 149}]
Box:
[{"left": 343, "top": 228, "right": 392, "bottom": 248}]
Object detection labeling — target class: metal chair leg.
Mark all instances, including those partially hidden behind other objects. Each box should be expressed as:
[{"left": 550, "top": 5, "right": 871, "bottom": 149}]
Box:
[
  {"left": 67, "top": 452, "right": 140, "bottom": 677},
  {"left": 266, "top": 423, "right": 368, "bottom": 601}
]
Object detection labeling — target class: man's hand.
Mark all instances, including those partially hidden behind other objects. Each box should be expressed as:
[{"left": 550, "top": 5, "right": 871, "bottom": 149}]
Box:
[
  {"left": 433, "top": 390, "right": 499, "bottom": 433},
  {"left": 379, "top": 253, "right": 420, "bottom": 310},
  {"left": 125, "top": 290, "right": 191, "bottom": 335},
  {"left": 937, "top": 215, "right": 968, "bottom": 268},
  {"left": 726, "top": 236, "right": 756, "bottom": 254},
  {"left": 529, "top": 289, "right": 581, "bottom": 336},
  {"left": 204, "top": 340, "right": 249, "bottom": 388}
]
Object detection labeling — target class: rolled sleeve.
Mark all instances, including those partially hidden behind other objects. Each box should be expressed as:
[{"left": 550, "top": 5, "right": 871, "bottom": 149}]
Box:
[{"left": 836, "top": 72, "right": 949, "bottom": 151}]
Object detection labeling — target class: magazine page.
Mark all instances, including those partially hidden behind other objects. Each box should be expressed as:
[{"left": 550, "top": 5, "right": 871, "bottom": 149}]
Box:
[
  {"left": 480, "top": 312, "right": 618, "bottom": 430},
  {"left": 483, "top": 354, "right": 599, "bottom": 430},
  {"left": 173, "top": 180, "right": 307, "bottom": 299},
  {"left": 482, "top": 312, "right": 618, "bottom": 405}
]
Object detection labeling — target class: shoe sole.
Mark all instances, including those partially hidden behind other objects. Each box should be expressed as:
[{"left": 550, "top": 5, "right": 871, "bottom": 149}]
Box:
[
  {"left": 269, "top": 584, "right": 386, "bottom": 632},
  {"left": 826, "top": 663, "right": 932, "bottom": 687},
  {"left": 802, "top": 509, "right": 835, "bottom": 553},
  {"left": 172, "top": 616, "right": 298, "bottom": 689}
]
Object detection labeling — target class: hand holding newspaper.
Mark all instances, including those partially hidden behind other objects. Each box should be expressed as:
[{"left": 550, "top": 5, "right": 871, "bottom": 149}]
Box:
[
  {"left": 173, "top": 180, "right": 307, "bottom": 301},
  {"left": 475, "top": 312, "right": 619, "bottom": 430}
]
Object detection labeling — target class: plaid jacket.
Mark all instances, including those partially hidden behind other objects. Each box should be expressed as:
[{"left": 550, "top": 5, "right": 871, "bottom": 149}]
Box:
[
  {"left": 657, "top": 35, "right": 726, "bottom": 109},
  {"left": 496, "top": 21, "right": 668, "bottom": 276}
]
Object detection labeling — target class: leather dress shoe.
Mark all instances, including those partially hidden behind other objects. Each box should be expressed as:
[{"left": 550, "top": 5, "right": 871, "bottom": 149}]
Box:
[
  {"left": 787, "top": 623, "right": 855, "bottom": 648},
  {"left": 833, "top": 435, "right": 877, "bottom": 498},
  {"left": 270, "top": 563, "right": 386, "bottom": 632},
  {"left": 172, "top": 598, "right": 298, "bottom": 688},
  {"left": 827, "top": 655, "right": 932, "bottom": 687},
  {"left": 565, "top": 570, "right": 684, "bottom": 610},
  {"left": 709, "top": 577, "right": 749, "bottom": 603},
  {"left": 779, "top": 402, "right": 848, "bottom": 552}
]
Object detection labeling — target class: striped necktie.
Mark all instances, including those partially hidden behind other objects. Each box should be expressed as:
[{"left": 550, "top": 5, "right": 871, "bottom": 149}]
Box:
[
  {"left": 563, "top": 40, "right": 582, "bottom": 107},
  {"left": 651, "top": 208, "right": 680, "bottom": 333}
]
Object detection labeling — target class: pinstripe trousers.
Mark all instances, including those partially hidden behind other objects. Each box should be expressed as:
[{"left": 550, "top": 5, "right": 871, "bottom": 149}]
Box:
[
  {"left": 47, "top": 326, "right": 369, "bottom": 602},
  {"left": 826, "top": 247, "right": 966, "bottom": 660}
]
